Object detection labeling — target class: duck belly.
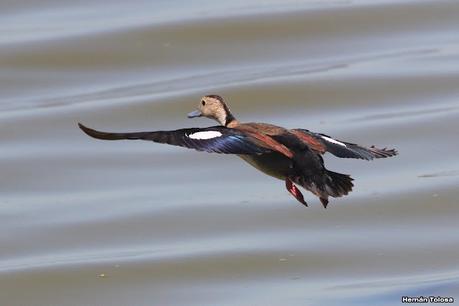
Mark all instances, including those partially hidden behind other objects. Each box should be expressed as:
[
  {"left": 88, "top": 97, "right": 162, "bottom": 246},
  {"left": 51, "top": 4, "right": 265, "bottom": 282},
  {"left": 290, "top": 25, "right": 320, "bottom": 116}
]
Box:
[{"left": 239, "top": 153, "right": 292, "bottom": 180}]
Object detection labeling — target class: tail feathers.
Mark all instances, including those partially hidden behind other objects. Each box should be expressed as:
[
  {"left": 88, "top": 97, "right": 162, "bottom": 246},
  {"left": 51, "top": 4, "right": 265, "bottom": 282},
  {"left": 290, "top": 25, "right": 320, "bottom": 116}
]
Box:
[
  {"left": 324, "top": 170, "right": 354, "bottom": 198},
  {"left": 295, "top": 170, "right": 353, "bottom": 208},
  {"left": 317, "top": 170, "right": 353, "bottom": 208}
]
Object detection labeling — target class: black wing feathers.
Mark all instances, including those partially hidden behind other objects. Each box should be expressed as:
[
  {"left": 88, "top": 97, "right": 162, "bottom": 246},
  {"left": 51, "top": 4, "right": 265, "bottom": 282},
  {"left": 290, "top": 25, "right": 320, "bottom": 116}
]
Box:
[
  {"left": 294, "top": 129, "right": 397, "bottom": 160},
  {"left": 78, "top": 123, "right": 271, "bottom": 155}
]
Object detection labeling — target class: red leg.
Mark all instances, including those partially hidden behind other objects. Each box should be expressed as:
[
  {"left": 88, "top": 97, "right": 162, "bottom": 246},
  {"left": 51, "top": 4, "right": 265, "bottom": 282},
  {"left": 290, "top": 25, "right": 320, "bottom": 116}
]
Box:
[{"left": 285, "top": 178, "right": 308, "bottom": 207}]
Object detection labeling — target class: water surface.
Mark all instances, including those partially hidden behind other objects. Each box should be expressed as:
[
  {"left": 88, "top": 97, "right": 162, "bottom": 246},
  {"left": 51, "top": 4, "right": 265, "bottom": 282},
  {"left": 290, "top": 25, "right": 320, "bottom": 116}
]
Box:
[{"left": 1, "top": 0, "right": 459, "bottom": 305}]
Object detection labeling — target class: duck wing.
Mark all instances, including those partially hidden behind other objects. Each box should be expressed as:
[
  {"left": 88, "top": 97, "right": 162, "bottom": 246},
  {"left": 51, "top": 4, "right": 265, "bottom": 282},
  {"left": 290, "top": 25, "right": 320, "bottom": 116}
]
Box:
[
  {"left": 291, "top": 128, "right": 397, "bottom": 160},
  {"left": 78, "top": 123, "right": 272, "bottom": 155}
]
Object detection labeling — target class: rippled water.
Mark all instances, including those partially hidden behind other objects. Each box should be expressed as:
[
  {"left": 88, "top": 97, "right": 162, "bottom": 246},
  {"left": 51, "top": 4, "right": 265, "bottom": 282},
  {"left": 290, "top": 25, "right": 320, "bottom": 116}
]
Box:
[{"left": 1, "top": 1, "right": 459, "bottom": 305}]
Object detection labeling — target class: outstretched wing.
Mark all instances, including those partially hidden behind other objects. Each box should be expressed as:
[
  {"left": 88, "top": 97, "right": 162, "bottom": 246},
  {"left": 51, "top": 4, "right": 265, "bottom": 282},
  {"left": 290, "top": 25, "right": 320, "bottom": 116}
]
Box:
[
  {"left": 291, "top": 128, "right": 397, "bottom": 160},
  {"left": 78, "top": 123, "right": 272, "bottom": 155}
]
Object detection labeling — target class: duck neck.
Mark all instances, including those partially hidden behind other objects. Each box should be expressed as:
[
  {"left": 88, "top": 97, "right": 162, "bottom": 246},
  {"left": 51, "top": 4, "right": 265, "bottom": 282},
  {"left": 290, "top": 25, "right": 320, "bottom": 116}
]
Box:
[
  {"left": 221, "top": 104, "right": 238, "bottom": 127},
  {"left": 225, "top": 115, "right": 239, "bottom": 128}
]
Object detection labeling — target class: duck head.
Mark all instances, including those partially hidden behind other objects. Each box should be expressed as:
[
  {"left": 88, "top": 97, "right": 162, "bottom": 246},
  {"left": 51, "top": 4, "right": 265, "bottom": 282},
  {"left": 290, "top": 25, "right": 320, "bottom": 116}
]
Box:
[{"left": 188, "top": 95, "right": 238, "bottom": 127}]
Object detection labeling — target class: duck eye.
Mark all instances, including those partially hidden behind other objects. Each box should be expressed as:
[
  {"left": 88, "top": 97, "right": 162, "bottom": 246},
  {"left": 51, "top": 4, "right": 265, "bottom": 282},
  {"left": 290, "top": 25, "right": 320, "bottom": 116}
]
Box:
[{"left": 201, "top": 100, "right": 206, "bottom": 106}]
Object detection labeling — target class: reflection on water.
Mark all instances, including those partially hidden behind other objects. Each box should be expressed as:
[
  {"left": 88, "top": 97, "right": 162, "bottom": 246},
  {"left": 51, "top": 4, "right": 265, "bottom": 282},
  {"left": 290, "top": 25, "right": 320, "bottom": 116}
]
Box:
[{"left": 1, "top": 0, "right": 458, "bottom": 305}]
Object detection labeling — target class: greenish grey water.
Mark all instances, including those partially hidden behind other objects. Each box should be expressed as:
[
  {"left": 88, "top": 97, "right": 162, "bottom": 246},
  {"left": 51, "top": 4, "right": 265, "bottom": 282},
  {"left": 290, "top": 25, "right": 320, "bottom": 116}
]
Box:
[{"left": 1, "top": 1, "right": 458, "bottom": 305}]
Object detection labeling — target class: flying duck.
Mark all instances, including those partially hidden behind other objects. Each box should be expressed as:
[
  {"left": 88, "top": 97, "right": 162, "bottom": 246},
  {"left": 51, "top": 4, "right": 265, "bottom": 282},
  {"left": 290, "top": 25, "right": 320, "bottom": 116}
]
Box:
[{"left": 78, "top": 95, "right": 397, "bottom": 208}]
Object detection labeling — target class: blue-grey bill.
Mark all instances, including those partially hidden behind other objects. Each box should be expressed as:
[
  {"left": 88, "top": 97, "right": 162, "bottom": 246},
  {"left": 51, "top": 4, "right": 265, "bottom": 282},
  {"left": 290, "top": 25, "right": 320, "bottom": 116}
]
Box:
[{"left": 187, "top": 110, "right": 202, "bottom": 118}]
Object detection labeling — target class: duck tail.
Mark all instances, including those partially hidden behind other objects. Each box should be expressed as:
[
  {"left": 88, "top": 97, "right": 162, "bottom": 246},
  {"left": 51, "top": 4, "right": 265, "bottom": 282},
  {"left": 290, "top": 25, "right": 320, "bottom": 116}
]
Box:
[
  {"left": 316, "top": 170, "right": 354, "bottom": 208},
  {"left": 295, "top": 170, "right": 354, "bottom": 208},
  {"left": 323, "top": 170, "right": 354, "bottom": 199}
]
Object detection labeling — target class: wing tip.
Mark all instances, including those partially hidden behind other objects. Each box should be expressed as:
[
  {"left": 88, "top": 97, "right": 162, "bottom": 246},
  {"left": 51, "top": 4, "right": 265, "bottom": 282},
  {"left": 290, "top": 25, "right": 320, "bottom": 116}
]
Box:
[
  {"left": 78, "top": 122, "right": 93, "bottom": 136},
  {"left": 369, "top": 146, "right": 398, "bottom": 159},
  {"left": 78, "top": 122, "right": 98, "bottom": 138},
  {"left": 78, "top": 122, "right": 120, "bottom": 140},
  {"left": 78, "top": 122, "right": 89, "bottom": 132}
]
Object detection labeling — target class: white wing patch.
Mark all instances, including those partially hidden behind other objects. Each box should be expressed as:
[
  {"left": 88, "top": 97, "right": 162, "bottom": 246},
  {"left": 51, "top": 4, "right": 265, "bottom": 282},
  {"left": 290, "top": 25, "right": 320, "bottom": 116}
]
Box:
[
  {"left": 188, "top": 131, "right": 223, "bottom": 140},
  {"left": 321, "top": 136, "right": 346, "bottom": 147}
]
